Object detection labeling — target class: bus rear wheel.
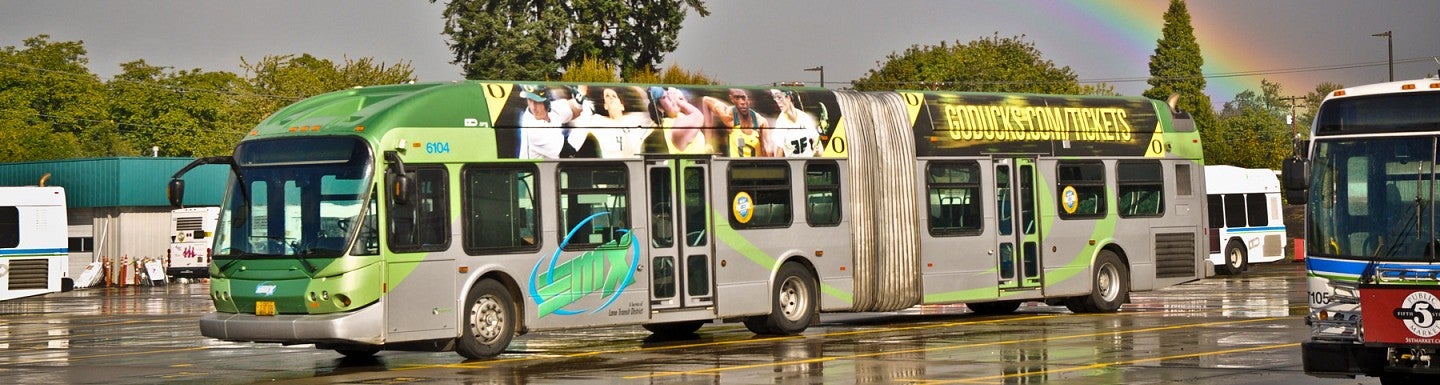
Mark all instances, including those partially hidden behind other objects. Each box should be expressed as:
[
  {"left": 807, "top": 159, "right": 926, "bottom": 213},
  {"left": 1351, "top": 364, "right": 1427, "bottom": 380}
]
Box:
[
  {"left": 744, "top": 262, "right": 817, "bottom": 335},
  {"left": 1216, "top": 240, "right": 1247, "bottom": 276},
  {"left": 457, "top": 279, "right": 515, "bottom": 360},
  {"left": 1066, "top": 250, "right": 1129, "bottom": 313}
]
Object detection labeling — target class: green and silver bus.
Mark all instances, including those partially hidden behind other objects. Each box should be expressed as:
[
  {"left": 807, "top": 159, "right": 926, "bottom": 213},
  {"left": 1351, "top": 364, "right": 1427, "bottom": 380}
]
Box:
[{"left": 169, "top": 81, "right": 1210, "bottom": 358}]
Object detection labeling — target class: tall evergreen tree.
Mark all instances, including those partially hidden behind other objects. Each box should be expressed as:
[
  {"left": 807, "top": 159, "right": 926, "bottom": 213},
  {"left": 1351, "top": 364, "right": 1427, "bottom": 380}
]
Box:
[
  {"left": 1144, "top": 0, "right": 1219, "bottom": 160},
  {"left": 434, "top": 0, "right": 708, "bottom": 81}
]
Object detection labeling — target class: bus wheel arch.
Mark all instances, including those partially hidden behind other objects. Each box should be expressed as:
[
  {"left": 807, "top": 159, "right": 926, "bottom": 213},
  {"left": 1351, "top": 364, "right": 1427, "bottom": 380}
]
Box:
[
  {"left": 1066, "top": 246, "right": 1130, "bottom": 313},
  {"left": 1217, "top": 238, "right": 1248, "bottom": 276},
  {"left": 744, "top": 256, "right": 819, "bottom": 336}
]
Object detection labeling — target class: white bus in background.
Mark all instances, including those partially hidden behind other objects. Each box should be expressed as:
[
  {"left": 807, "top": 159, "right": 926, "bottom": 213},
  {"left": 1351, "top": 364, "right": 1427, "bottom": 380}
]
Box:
[
  {"left": 167, "top": 207, "right": 219, "bottom": 279},
  {"left": 0, "top": 186, "right": 70, "bottom": 301},
  {"left": 1204, "top": 165, "right": 1287, "bottom": 275}
]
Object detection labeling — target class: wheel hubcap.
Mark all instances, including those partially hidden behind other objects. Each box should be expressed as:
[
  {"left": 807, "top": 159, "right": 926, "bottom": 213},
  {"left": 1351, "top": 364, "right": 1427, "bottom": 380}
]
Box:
[
  {"left": 1228, "top": 248, "right": 1243, "bottom": 268},
  {"left": 470, "top": 295, "right": 504, "bottom": 344},
  {"left": 1097, "top": 263, "right": 1119, "bottom": 302},
  {"left": 779, "top": 276, "right": 808, "bottom": 321}
]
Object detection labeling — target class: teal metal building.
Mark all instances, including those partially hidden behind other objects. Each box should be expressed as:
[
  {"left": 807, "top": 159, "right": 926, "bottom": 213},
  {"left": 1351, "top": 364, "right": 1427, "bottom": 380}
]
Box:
[{"left": 0, "top": 158, "right": 228, "bottom": 283}]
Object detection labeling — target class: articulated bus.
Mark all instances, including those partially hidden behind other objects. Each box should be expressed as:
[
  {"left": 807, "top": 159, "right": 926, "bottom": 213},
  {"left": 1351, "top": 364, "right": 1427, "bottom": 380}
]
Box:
[
  {"left": 1204, "top": 165, "right": 1286, "bottom": 275},
  {"left": 169, "top": 81, "right": 1209, "bottom": 359},
  {"left": 1286, "top": 78, "right": 1440, "bottom": 383},
  {"left": 0, "top": 186, "right": 69, "bottom": 301}
]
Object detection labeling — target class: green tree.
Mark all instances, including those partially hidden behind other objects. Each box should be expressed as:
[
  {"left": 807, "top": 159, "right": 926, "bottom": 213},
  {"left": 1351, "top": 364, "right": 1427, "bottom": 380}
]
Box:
[
  {"left": 1214, "top": 79, "right": 1290, "bottom": 169},
  {"left": 106, "top": 60, "right": 252, "bottom": 157},
  {"left": 853, "top": 34, "right": 1115, "bottom": 95},
  {"left": 0, "top": 35, "right": 110, "bottom": 161},
  {"left": 628, "top": 63, "right": 716, "bottom": 85},
  {"left": 434, "top": 0, "right": 709, "bottom": 81},
  {"left": 1144, "top": 0, "right": 1219, "bottom": 161},
  {"left": 238, "top": 54, "right": 416, "bottom": 125},
  {"left": 1298, "top": 81, "right": 1344, "bottom": 132},
  {"left": 560, "top": 56, "right": 621, "bottom": 83}
]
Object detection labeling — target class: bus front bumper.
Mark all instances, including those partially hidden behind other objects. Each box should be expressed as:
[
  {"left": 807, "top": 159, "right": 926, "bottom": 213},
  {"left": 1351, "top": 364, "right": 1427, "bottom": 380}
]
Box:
[
  {"left": 199, "top": 302, "right": 384, "bottom": 345},
  {"left": 1302, "top": 340, "right": 1386, "bottom": 378}
]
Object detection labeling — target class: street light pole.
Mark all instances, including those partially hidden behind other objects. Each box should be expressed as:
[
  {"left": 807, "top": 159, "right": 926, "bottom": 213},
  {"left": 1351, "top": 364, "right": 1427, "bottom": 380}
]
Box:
[
  {"left": 1372, "top": 31, "right": 1393, "bottom": 82},
  {"left": 804, "top": 66, "right": 824, "bottom": 88}
]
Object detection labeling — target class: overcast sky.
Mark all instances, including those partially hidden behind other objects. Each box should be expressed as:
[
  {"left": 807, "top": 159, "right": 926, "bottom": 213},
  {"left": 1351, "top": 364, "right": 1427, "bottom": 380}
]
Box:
[{"left": 3, "top": 0, "right": 1438, "bottom": 108}]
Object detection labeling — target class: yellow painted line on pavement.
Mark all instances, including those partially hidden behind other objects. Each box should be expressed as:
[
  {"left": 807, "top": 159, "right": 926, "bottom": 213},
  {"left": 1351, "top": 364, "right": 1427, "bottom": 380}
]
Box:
[
  {"left": 403, "top": 314, "right": 1068, "bottom": 370},
  {"left": 624, "top": 316, "right": 1289, "bottom": 380},
  {"left": 915, "top": 342, "right": 1303, "bottom": 384}
]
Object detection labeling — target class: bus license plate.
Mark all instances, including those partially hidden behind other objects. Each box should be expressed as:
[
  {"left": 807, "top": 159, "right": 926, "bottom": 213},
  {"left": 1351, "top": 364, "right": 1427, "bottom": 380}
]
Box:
[{"left": 255, "top": 301, "right": 276, "bottom": 316}]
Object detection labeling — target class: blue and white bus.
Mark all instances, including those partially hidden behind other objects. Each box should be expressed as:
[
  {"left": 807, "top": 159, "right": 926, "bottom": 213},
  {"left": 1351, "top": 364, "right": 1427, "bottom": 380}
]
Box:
[
  {"left": 1204, "top": 165, "right": 1286, "bottom": 275},
  {"left": 0, "top": 186, "right": 70, "bottom": 301}
]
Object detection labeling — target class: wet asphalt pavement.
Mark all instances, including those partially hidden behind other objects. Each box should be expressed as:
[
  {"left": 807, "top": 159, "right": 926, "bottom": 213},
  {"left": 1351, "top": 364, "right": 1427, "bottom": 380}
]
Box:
[{"left": 0, "top": 262, "right": 1384, "bottom": 384}]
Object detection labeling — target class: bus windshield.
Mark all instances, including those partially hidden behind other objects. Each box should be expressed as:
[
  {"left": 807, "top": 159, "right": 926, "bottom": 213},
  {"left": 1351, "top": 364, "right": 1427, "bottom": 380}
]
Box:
[
  {"left": 213, "top": 137, "right": 375, "bottom": 259},
  {"left": 1308, "top": 137, "right": 1438, "bottom": 262}
]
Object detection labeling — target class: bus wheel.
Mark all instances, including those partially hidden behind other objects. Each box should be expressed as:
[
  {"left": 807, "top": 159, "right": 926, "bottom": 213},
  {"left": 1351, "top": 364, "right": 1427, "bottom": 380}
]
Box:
[
  {"left": 1216, "top": 240, "right": 1247, "bottom": 276},
  {"left": 642, "top": 320, "right": 705, "bottom": 337},
  {"left": 334, "top": 346, "right": 380, "bottom": 358},
  {"left": 744, "top": 262, "right": 817, "bottom": 335},
  {"left": 457, "top": 279, "right": 515, "bottom": 360},
  {"left": 967, "top": 300, "right": 1022, "bottom": 315},
  {"left": 1066, "top": 250, "right": 1129, "bottom": 313}
]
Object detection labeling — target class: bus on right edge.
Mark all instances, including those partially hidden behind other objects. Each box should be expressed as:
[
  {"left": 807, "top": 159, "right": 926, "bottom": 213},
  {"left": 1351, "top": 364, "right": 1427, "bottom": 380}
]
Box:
[{"left": 1285, "top": 78, "right": 1440, "bottom": 383}]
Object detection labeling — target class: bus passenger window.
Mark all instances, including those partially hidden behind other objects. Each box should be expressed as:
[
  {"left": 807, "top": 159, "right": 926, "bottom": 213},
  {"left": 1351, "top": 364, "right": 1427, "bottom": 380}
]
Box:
[
  {"left": 805, "top": 162, "right": 841, "bottom": 226},
  {"left": 728, "top": 162, "right": 791, "bottom": 229},
  {"left": 926, "top": 161, "right": 982, "bottom": 236},
  {"left": 558, "top": 164, "right": 630, "bottom": 250},
  {"left": 1058, "top": 161, "right": 1106, "bottom": 219},
  {"left": 1118, "top": 161, "right": 1164, "bottom": 217},
  {"left": 462, "top": 165, "right": 539, "bottom": 254}
]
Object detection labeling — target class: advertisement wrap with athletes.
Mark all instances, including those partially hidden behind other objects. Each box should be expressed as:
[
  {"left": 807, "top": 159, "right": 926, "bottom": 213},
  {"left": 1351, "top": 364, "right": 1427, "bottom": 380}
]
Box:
[
  {"left": 1360, "top": 285, "right": 1440, "bottom": 344},
  {"left": 479, "top": 82, "right": 846, "bottom": 159}
]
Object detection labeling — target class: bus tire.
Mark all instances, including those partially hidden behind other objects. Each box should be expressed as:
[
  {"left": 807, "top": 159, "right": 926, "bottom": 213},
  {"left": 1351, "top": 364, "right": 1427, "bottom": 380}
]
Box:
[
  {"left": 457, "top": 279, "right": 515, "bottom": 359},
  {"left": 1066, "top": 250, "right": 1129, "bottom": 313},
  {"left": 1216, "top": 239, "right": 1247, "bottom": 276},
  {"left": 967, "top": 300, "right": 1022, "bottom": 315},
  {"left": 642, "top": 320, "right": 705, "bottom": 337},
  {"left": 744, "top": 262, "right": 817, "bottom": 335}
]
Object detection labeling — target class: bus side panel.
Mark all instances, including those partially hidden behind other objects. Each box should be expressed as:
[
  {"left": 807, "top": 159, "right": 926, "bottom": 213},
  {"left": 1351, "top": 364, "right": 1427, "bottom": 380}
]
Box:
[{"left": 917, "top": 159, "right": 1002, "bottom": 304}]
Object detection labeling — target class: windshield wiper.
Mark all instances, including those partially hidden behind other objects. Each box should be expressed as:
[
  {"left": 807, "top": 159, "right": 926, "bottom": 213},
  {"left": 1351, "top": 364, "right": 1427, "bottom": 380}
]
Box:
[{"left": 217, "top": 250, "right": 264, "bottom": 273}]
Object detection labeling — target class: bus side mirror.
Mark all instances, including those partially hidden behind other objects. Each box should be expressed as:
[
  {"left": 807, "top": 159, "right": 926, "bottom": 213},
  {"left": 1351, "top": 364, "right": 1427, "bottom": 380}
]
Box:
[
  {"left": 1282, "top": 157, "right": 1308, "bottom": 205},
  {"left": 167, "top": 178, "right": 186, "bottom": 207},
  {"left": 391, "top": 174, "right": 412, "bottom": 206}
]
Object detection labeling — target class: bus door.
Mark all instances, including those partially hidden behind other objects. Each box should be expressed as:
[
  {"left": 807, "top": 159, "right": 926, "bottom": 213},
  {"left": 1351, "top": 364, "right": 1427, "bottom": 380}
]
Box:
[
  {"left": 644, "top": 157, "right": 715, "bottom": 311},
  {"left": 995, "top": 157, "right": 1043, "bottom": 291}
]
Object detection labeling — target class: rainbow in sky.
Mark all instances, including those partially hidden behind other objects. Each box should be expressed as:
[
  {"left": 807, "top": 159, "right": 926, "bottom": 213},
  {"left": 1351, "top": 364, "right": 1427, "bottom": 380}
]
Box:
[{"left": 1041, "top": 1, "right": 1264, "bottom": 106}]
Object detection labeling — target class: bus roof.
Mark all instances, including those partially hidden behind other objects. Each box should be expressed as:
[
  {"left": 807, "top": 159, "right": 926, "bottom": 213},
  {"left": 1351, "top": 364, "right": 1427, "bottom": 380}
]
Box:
[
  {"left": 1204, "top": 165, "right": 1279, "bottom": 195},
  {"left": 1325, "top": 78, "right": 1440, "bottom": 101},
  {"left": 240, "top": 81, "right": 1199, "bottom": 160}
]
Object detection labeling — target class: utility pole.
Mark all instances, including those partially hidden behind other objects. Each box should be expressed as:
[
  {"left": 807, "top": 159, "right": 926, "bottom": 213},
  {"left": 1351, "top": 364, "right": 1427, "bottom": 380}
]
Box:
[
  {"left": 804, "top": 66, "right": 824, "bottom": 89},
  {"left": 1372, "top": 31, "right": 1393, "bottom": 82}
]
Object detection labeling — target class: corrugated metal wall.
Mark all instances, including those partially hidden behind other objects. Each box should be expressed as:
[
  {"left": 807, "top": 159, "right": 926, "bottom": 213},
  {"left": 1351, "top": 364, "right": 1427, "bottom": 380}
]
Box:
[{"left": 0, "top": 157, "right": 230, "bottom": 284}]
